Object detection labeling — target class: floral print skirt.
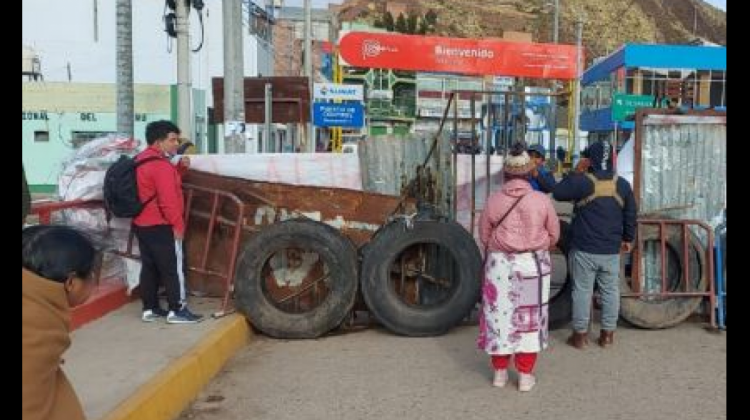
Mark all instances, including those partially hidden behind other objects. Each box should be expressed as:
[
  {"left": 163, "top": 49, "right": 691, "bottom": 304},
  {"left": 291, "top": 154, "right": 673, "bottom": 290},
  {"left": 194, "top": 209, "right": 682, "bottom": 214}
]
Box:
[{"left": 477, "top": 250, "right": 551, "bottom": 355}]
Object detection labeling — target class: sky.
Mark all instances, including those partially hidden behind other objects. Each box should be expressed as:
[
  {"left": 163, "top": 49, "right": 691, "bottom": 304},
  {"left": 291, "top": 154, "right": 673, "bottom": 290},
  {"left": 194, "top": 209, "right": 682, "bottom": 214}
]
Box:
[
  {"left": 281, "top": 0, "right": 725, "bottom": 12},
  {"left": 704, "top": 0, "right": 726, "bottom": 11}
]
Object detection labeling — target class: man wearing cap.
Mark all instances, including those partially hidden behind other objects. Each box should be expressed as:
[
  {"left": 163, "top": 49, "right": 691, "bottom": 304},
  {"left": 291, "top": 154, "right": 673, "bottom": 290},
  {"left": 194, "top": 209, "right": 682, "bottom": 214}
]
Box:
[
  {"left": 527, "top": 144, "right": 557, "bottom": 193},
  {"left": 552, "top": 140, "right": 636, "bottom": 350}
]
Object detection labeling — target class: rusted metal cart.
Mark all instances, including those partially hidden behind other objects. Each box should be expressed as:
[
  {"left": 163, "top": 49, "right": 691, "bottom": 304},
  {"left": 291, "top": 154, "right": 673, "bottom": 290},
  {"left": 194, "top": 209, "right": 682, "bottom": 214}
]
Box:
[{"left": 181, "top": 170, "right": 482, "bottom": 338}]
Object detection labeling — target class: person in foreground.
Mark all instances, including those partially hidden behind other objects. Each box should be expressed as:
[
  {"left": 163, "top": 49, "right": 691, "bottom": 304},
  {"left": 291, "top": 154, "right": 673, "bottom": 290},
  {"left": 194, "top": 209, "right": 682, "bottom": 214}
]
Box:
[
  {"left": 22, "top": 225, "right": 102, "bottom": 420},
  {"left": 478, "top": 142, "right": 560, "bottom": 392}
]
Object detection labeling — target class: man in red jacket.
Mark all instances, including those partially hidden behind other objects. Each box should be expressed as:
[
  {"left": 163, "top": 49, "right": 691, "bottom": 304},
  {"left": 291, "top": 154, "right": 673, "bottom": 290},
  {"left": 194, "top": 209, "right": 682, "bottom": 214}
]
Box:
[{"left": 134, "top": 120, "right": 203, "bottom": 324}]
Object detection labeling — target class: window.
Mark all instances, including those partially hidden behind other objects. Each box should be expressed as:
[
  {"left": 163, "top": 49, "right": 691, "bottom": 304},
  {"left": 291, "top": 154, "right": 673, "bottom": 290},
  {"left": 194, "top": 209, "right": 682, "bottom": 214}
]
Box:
[
  {"left": 696, "top": 70, "right": 712, "bottom": 107},
  {"left": 598, "top": 83, "right": 612, "bottom": 108},
  {"left": 710, "top": 70, "right": 726, "bottom": 108},
  {"left": 582, "top": 85, "right": 596, "bottom": 113},
  {"left": 34, "top": 131, "right": 49, "bottom": 142},
  {"left": 623, "top": 67, "right": 725, "bottom": 109},
  {"left": 640, "top": 70, "right": 652, "bottom": 96},
  {"left": 581, "top": 79, "right": 614, "bottom": 111}
]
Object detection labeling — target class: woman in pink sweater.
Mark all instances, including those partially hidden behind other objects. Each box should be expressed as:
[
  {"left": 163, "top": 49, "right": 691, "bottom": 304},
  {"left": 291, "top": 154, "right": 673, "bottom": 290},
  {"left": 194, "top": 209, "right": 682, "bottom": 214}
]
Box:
[{"left": 477, "top": 142, "right": 560, "bottom": 392}]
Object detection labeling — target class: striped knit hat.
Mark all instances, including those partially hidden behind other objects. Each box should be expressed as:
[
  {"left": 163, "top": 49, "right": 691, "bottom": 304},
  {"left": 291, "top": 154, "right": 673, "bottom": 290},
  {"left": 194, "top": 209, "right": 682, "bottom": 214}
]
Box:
[{"left": 504, "top": 142, "right": 536, "bottom": 176}]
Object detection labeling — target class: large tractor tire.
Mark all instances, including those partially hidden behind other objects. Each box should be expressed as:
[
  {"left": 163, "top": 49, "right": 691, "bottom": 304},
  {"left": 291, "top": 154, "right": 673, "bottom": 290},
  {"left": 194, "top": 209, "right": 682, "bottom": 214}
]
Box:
[
  {"left": 360, "top": 218, "right": 482, "bottom": 337},
  {"left": 548, "top": 220, "right": 572, "bottom": 330},
  {"left": 234, "top": 219, "right": 358, "bottom": 339},
  {"left": 619, "top": 224, "right": 708, "bottom": 329}
]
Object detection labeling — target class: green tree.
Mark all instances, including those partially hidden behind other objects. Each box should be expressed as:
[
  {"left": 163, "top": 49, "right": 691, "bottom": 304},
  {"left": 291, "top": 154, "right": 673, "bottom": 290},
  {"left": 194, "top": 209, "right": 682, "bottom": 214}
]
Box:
[
  {"left": 395, "top": 13, "right": 408, "bottom": 33},
  {"left": 406, "top": 12, "right": 419, "bottom": 34},
  {"left": 383, "top": 11, "right": 395, "bottom": 31},
  {"left": 418, "top": 18, "right": 430, "bottom": 34},
  {"left": 425, "top": 9, "right": 438, "bottom": 26}
]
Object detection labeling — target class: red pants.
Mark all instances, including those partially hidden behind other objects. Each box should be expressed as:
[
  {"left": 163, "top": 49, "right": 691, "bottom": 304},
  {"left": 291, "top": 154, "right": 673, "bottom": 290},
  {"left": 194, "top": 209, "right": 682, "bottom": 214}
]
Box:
[{"left": 491, "top": 353, "right": 537, "bottom": 374}]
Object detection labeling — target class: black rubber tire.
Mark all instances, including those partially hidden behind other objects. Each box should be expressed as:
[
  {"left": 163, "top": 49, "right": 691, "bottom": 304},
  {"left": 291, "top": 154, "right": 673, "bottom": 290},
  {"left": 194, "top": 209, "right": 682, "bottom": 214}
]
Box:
[
  {"left": 234, "top": 219, "right": 358, "bottom": 339},
  {"left": 549, "top": 220, "right": 572, "bottom": 330},
  {"left": 619, "top": 225, "right": 708, "bottom": 329},
  {"left": 360, "top": 219, "right": 482, "bottom": 337}
]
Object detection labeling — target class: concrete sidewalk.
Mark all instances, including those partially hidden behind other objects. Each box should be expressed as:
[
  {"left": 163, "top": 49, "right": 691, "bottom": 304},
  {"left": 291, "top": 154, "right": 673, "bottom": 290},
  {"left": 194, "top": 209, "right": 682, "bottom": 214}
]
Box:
[{"left": 65, "top": 298, "right": 252, "bottom": 420}]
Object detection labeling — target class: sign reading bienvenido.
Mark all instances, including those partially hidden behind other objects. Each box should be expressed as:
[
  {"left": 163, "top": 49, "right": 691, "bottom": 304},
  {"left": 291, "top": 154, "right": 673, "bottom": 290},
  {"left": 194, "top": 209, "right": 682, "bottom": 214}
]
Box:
[{"left": 612, "top": 93, "right": 656, "bottom": 122}]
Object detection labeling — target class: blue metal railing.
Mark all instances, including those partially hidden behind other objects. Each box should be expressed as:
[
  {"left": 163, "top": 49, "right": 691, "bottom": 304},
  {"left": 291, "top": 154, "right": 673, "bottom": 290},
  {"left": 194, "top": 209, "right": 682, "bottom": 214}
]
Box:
[{"left": 714, "top": 222, "right": 726, "bottom": 330}]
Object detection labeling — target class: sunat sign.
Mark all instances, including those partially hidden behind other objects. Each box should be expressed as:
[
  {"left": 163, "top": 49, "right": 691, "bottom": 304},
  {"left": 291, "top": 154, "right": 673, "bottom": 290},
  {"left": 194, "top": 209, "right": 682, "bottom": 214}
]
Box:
[
  {"left": 313, "top": 83, "right": 364, "bottom": 101},
  {"left": 339, "top": 32, "right": 580, "bottom": 79}
]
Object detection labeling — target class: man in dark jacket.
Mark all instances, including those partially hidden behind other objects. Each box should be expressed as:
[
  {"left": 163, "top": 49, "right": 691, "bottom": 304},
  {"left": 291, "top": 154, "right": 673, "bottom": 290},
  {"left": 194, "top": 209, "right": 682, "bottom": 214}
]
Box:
[{"left": 553, "top": 140, "right": 636, "bottom": 349}]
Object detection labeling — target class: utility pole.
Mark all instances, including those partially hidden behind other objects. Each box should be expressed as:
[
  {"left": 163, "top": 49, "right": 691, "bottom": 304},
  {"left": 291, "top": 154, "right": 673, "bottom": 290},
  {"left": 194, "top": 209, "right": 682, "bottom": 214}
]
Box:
[
  {"left": 304, "top": 0, "right": 315, "bottom": 152},
  {"left": 116, "top": 0, "right": 134, "bottom": 137},
  {"left": 549, "top": 0, "right": 559, "bottom": 166},
  {"left": 265, "top": 83, "right": 274, "bottom": 152},
  {"left": 553, "top": 0, "right": 559, "bottom": 44},
  {"left": 693, "top": 4, "right": 698, "bottom": 38},
  {"left": 176, "top": 0, "right": 193, "bottom": 142},
  {"left": 223, "top": 0, "right": 245, "bottom": 153},
  {"left": 572, "top": 18, "right": 584, "bottom": 159}
]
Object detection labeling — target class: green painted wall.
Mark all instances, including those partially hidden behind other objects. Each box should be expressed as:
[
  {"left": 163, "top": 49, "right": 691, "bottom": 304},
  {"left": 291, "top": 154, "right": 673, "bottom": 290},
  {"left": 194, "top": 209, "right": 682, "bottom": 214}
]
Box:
[
  {"left": 21, "top": 82, "right": 209, "bottom": 191},
  {"left": 22, "top": 82, "right": 172, "bottom": 189},
  {"left": 22, "top": 111, "right": 170, "bottom": 188}
]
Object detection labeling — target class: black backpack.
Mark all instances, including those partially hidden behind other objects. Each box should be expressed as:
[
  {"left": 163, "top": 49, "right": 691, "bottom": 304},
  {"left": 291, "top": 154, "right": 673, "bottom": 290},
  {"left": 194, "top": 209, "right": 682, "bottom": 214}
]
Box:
[{"left": 103, "top": 155, "right": 162, "bottom": 218}]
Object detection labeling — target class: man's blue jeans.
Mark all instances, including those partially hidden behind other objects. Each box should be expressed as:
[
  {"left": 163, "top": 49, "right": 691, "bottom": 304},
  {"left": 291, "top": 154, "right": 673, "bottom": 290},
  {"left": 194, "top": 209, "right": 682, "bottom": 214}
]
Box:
[{"left": 569, "top": 250, "right": 621, "bottom": 332}]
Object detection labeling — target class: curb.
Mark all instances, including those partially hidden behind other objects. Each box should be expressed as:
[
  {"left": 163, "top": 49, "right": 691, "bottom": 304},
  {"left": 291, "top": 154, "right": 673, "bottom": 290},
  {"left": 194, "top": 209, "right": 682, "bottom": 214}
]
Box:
[{"left": 99, "top": 314, "right": 252, "bottom": 420}]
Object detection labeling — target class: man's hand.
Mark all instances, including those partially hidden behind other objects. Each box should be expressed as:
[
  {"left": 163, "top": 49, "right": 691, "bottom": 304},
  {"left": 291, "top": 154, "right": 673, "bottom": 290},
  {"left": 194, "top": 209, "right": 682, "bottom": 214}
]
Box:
[
  {"left": 179, "top": 156, "right": 191, "bottom": 169},
  {"left": 620, "top": 241, "right": 633, "bottom": 253}
]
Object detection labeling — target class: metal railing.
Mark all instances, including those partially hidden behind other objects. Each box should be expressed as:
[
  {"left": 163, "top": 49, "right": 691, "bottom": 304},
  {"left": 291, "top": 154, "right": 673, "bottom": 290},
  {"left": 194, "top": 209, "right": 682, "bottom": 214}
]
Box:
[
  {"left": 183, "top": 184, "right": 247, "bottom": 317},
  {"left": 624, "top": 218, "right": 716, "bottom": 328}
]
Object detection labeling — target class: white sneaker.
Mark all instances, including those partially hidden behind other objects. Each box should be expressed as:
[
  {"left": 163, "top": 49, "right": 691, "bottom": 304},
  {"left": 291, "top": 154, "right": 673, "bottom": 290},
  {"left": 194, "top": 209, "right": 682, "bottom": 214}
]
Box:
[
  {"left": 518, "top": 373, "right": 536, "bottom": 392},
  {"left": 141, "top": 308, "right": 167, "bottom": 323},
  {"left": 492, "top": 369, "right": 508, "bottom": 387}
]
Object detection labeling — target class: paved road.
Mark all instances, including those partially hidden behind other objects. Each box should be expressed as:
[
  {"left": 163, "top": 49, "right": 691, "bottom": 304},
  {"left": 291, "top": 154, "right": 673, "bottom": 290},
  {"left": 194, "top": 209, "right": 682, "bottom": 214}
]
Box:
[{"left": 178, "top": 321, "right": 725, "bottom": 420}]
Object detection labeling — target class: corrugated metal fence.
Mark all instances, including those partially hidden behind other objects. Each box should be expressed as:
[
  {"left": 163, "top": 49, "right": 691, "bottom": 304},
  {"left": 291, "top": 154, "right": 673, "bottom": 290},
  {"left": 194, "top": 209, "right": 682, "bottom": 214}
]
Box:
[{"left": 636, "top": 111, "right": 726, "bottom": 226}]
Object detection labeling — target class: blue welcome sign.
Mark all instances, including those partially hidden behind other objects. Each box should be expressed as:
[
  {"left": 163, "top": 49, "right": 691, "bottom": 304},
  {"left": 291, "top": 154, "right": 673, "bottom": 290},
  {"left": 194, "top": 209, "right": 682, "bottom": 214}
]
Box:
[{"left": 313, "top": 103, "right": 364, "bottom": 128}]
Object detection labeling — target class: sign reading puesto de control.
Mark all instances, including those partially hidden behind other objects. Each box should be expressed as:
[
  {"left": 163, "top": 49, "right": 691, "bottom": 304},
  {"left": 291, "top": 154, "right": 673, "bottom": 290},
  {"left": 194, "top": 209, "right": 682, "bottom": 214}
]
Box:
[
  {"left": 339, "top": 32, "right": 580, "bottom": 80},
  {"left": 313, "top": 103, "right": 364, "bottom": 128}
]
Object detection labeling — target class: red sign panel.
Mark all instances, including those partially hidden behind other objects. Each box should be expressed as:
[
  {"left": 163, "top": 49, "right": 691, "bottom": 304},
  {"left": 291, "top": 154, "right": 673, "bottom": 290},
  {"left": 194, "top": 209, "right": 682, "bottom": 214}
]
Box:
[{"left": 339, "top": 32, "right": 581, "bottom": 80}]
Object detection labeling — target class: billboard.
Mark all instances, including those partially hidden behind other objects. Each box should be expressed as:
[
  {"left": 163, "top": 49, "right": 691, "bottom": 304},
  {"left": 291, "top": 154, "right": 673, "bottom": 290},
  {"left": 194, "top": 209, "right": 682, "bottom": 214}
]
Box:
[
  {"left": 212, "top": 77, "right": 310, "bottom": 123},
  {"left": 339, "top": 32, "right": 580, "bottom": 79}
]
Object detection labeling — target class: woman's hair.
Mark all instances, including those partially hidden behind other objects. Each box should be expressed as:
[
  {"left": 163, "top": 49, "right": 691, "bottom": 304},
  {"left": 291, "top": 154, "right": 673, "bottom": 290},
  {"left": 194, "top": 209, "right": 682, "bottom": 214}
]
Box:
[
  {"left": 22, "top": 225, "right": 100, "bottom": 283},
  {"left": 504, "top": 172, "right": 530, "bottom": 181}
]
